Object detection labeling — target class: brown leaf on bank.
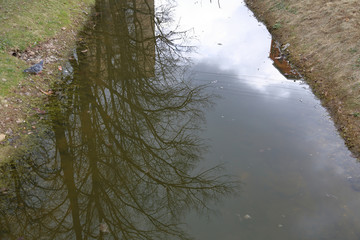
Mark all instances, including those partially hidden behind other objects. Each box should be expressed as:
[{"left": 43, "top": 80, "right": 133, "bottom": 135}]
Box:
[{"left": 35, "top": 86, "right": 54, "bottom": 96}]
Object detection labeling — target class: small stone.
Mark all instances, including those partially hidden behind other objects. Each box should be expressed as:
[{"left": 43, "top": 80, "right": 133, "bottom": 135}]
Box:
[
  {"left": 61, "top": 27, "right": 66, "bottom": 31},
  {"left": 0, "top": 134, "right": 6, "bottom": 142},
  {"left": 2, "top": 78, "right": 6, "bottom": 82}
]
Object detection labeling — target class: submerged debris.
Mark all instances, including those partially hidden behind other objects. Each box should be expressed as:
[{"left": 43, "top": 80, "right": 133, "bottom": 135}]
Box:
[
  {"left": 269, "top": 40, "right": 301, "bottom": 80},
  {"left": 347, "top": 176, "right": 360, "bottom": 192}
]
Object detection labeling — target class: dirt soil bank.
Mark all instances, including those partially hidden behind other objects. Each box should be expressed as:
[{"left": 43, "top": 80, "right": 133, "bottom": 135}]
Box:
[
  {"left": 0, "top": 1, "right": 95, "bottom": 165},
  {"left": 245, "top": 0, "right": 360, "bottom": 159}
]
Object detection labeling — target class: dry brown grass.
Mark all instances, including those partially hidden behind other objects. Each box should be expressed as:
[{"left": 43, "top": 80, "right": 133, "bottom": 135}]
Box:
[{"left": 245, "top": 0, "right": 360, "bottom": 158}]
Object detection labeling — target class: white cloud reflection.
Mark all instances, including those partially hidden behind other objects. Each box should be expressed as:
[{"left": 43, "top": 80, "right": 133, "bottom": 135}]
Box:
[{"left": 170, "top": 0, "right": 293, "bottom": 95}]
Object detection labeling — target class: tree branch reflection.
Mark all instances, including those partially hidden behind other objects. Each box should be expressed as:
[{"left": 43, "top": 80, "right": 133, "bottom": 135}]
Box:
[{"left": 0, "top": 0, "right": 236, "bottom": 239}]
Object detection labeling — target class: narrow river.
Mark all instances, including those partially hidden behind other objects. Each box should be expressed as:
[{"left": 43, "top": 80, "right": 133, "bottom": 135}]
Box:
[{"left": 1, "top": 0, "right": 360, "bottom": 239}]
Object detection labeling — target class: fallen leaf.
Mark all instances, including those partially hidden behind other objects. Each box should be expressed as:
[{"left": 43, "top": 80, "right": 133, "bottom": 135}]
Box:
[
  {"left": 58, "top": 66, "right": 63, "bottom": 71},
  {"left": 244, "top": 214, "right": 252, "bottom": 220},
  {"left": 33, "top": 108, "right": 46, "bottom": 115},
  {"left": 39, "top": 89, "right": 54, "bottom": 96},
  {"left": 100, "top": 223, "right": 109, "bottom": 233}
]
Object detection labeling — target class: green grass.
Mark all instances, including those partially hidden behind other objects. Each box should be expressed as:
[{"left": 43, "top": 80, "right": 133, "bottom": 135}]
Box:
[
  {"left": 348, "top": 48, "right": 358, "bottom": 54},
  {"left": 0, "top": 52, "right": 28, "bottom": 95},
  {"left": 0, "top": 0, "right": 94, "bottom": 96},
  {"left": 270, "top": 1, "right": 297, "bottom": 14},
  {"left": 0, "top": 0, "right": 86, "bottom": 51},
  {"left": 354, "top": 57, "right": 360, "bottom": 69},
  {"left": 272, "top": 22, "right": 282, "bottom": 29}
]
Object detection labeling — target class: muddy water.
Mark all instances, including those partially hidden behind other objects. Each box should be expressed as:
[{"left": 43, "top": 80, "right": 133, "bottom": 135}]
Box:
[{"left": 1, "top": 0, "right": 360, "bottom": 239}]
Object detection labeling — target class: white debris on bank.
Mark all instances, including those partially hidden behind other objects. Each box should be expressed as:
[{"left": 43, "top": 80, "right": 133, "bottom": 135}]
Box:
[{"left": 0, "top": 134, "right": 6, "bottom": 142}]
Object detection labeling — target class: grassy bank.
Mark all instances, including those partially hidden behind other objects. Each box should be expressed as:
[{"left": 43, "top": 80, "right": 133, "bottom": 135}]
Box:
[
  {"left": 0, "top": 0, "right": 95, "bottom": 164},
  {"left": 245, "top": 0, "right": 360, "bottom": 159}
]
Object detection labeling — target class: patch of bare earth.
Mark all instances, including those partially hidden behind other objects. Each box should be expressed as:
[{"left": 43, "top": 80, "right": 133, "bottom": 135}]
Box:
[{"left": 245, "top": 0, "right": 360, "bottom": 159}]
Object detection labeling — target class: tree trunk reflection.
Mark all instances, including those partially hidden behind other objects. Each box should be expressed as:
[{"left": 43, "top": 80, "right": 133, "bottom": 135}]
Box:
[{"left": 0, "top": 0, "right": 236, "bottom": 239}]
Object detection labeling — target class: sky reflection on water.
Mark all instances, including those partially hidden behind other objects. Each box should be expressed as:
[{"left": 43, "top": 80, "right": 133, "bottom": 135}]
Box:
[{"left": 173, "top": 0, "right": 360, "bottom": 239}]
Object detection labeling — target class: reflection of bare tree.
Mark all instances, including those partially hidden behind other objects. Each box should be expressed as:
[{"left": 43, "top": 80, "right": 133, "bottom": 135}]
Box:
[{"left": 0, "top": 0, "right": 235, "bottom": 239}]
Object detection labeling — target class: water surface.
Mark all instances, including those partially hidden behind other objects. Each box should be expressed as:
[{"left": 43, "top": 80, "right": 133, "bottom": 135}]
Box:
[
  {"left": 1, "top": 0, "right": 360, "bottom": 240},
  {"left": 179, "top": 1, "right": 360, "bottom": 239}
]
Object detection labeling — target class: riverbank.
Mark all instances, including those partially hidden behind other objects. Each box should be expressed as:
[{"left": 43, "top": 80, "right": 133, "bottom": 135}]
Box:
[
  {"left": 245, "top": 0, "right": 360, "bottom": 159},
  {"left": 0, "top": 0, "right": 95, "bottom": 164}
]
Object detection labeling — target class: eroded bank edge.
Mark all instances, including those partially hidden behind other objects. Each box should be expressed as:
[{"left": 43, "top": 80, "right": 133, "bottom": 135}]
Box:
[
  {"left": 245, "top": 0, "right": 360, "bottom": 160},
  {"left": 0, "top": 1, "right": 96, "bottom": 168}
]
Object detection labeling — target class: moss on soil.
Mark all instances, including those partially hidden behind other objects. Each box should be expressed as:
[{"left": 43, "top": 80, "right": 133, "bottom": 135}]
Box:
[
  {"left": 245, "top": 0, "right": 360, "bottom": 159},
  {"left": 0, "top": 0, "right": 95, "bottom": 166}
]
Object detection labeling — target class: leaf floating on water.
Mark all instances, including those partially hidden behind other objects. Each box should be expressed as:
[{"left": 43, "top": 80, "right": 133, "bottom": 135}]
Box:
[
  {"left": 100, "top": 222, "right": 109, "bottom": 233},
  {"left": 244, "top": 214, "right": 252, "bottom": 220}
]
